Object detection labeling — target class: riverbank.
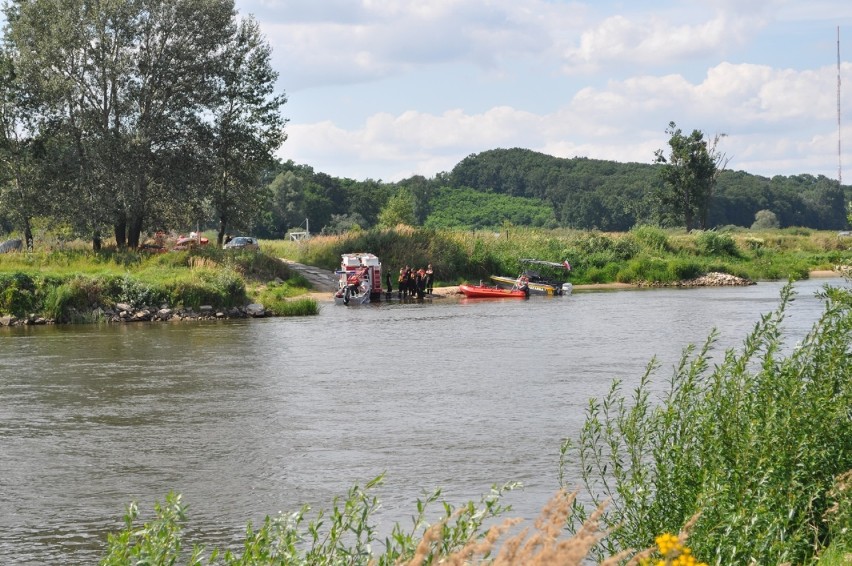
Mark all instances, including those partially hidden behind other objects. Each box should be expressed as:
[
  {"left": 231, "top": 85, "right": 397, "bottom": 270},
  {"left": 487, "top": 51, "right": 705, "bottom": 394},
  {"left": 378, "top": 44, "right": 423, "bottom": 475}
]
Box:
[{"left": 307, "top": 269, "right": 848, "bottom": 303}]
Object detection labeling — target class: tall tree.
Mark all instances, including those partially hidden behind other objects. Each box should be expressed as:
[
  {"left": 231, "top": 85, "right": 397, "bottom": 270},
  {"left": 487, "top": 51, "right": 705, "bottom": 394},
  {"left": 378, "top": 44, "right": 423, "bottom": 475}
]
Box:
[
  {"left": 5, "top": 0, "right": 243, "bottom": 249},
  {"left": 207, "top": 16, "right": 287, "bottom": 247},
  {"left": 654, "top": 122, "right": 728, "bottom": 231},
  {"left": 0, "top": 49, "right": 40, "bottom": 249}
]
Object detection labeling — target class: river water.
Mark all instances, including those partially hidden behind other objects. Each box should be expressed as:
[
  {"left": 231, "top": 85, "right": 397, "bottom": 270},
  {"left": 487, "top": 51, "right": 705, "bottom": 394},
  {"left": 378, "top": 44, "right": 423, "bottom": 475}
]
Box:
[{"left": 0, "top": 277, "right": 847, "bottom": 564}]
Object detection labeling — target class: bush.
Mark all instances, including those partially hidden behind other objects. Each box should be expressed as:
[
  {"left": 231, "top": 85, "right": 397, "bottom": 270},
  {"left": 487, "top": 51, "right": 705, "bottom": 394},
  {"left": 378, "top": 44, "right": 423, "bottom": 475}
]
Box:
[
  {"left": 101, "top": 477, "right": 525, "bottom": 565},
  {"left": 694, "top": 231, "right": 739, "bottom": 256},
  {"left": 0, "top": 272, "right": 37, "bottom": 316},
  {"left": 47, "top": 276, "right": 119, "bottom": 321},
  {"left": 611, "top": 236, "right": 640, "bottom": 261},
  {"left": 666, "top": 258, "right": 703, "bottom": 281},
  {"left": 561, "top": 283, "right": 852, "bottom": 564},
  {"left": 631, "top": 225, "right": 670, "bottom": 253},
  {"left": 616, "top": 256, "right": 671, "bottom": 283},
  {"left": 575, "top": 232, "right": 615, "bottom": 255},
  {"left": 118, "top": 275, "right": 162, "bottom": 308}
]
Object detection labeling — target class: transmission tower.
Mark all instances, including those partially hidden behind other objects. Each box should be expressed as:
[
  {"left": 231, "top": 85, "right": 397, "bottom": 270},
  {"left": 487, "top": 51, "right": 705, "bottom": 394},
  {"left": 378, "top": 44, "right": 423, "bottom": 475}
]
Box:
[{"left": 838, "top": 26, "right": 842, "bottom": 185}]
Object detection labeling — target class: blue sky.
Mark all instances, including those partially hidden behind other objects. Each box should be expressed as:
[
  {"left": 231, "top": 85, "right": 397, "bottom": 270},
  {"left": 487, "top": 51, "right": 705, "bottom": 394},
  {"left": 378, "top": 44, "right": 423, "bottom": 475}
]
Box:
[{"left": 237, "top": 0, "right": 852, "bottom": 182}]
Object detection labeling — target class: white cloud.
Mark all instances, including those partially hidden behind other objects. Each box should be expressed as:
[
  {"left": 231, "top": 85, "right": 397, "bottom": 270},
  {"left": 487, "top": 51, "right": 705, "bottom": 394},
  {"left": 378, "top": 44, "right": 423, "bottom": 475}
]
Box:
[
  {"left": 562, "top": 9, "right": 760, "bottom": 72},
  {"left": 281, "top": 58, "right": 852, "bottom": 181},
  {"left": 257, "top": 1, "right": 852, "bottom": 182}
]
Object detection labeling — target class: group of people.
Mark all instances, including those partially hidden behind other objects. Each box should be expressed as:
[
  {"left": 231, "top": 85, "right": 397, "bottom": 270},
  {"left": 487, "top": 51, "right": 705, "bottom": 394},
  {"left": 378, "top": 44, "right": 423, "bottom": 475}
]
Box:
[{"left": 386, "top": 264, "right": 434, "bottom": 299}]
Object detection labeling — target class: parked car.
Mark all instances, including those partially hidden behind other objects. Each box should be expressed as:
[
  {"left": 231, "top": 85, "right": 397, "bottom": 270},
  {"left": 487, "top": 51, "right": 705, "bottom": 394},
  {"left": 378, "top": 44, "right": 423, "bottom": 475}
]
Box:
[
  {"left": 173, "top": 232, "right": 209, "bottom": 251},
  {"left": 223, "top": 236, "right": 259, "bottom": 250}
]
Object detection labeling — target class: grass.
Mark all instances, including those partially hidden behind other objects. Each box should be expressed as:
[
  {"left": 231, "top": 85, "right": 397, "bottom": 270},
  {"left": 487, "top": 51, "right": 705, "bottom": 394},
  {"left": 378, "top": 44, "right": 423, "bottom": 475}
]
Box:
[
  {"left": 0, "top": 244, "right": 317, "bottom": 320},
  {"left": 3, "top": 226, "right": 849, "bottom": 319}
]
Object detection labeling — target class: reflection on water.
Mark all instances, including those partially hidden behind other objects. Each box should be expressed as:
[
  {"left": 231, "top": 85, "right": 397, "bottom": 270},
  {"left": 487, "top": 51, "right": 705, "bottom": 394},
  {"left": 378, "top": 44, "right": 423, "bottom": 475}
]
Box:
[{"left": 0, "top": 277, "right": 847, "bottom": 564}]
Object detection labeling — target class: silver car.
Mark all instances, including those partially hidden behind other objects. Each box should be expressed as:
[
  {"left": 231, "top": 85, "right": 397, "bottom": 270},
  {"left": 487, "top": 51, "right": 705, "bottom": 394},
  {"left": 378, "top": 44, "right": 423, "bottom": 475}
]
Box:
[{"left": 223, "top": 236, "right": 259, "bottom": 250}]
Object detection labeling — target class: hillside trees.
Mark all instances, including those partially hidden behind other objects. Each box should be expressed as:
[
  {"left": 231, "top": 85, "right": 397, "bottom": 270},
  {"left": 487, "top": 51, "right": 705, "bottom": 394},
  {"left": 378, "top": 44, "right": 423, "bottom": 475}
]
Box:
[
  {"left": 654, "top": 122, "right": 728, "bottom": 231},
  {"left": 377, "top": 188, "right": 416, "bottom": 227},
  {"left": 260, "top": 160, "right": 399, "bottom": 237},
  {"left": 2, "top": 0, "right": 286, "bottom": 249}
]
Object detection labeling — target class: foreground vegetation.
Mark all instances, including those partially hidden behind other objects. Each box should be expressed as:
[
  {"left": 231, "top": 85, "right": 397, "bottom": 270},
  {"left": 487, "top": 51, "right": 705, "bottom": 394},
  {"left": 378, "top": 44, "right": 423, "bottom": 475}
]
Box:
[
  {"left": 0, "top": 245, "right": 316, "bottom": 321},
  {"left": 98, "top": 282, "right": 852, "bottom": 564},
  {"left": 561, "top": 282, "right": 852, "bottom": 564},
  {"left": 264, "top": 225, "right": 852, "bottom": 287}
]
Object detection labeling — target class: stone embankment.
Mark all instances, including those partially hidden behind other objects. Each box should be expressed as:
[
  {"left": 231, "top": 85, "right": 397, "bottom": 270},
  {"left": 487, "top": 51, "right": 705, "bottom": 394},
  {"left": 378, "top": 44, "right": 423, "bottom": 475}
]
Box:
[
  {"left": 0, "top": 302, "right": 268, "bottom": 327},
  {"left": 637, "top": 272, "right": 755, "bottom": 288}
]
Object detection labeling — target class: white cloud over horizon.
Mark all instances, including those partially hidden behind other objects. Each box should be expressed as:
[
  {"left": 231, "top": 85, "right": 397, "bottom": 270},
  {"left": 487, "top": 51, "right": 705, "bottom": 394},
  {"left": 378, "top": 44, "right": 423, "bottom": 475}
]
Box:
[{"left": 241, "top": 0, "right": 852, "bottom": 182}]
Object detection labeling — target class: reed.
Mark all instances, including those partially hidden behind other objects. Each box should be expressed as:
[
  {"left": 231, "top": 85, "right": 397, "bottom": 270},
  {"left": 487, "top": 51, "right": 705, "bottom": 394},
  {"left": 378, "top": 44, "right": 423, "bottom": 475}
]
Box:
[{"left": 260, "top": 226, "right": 850, "bottom": 287}]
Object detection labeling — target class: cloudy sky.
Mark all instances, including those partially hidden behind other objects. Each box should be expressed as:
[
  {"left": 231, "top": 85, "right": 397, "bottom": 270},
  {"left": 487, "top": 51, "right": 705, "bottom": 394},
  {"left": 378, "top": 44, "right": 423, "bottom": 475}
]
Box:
[{"left": 237, "top": 0, "right": 852, "bottom": 183}]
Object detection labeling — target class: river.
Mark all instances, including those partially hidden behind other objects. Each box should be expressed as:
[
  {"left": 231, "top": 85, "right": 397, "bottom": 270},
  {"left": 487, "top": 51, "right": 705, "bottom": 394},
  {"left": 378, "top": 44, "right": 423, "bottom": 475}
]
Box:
[{"left": 0, "top": 276, "right": 847, "bottom": 564}]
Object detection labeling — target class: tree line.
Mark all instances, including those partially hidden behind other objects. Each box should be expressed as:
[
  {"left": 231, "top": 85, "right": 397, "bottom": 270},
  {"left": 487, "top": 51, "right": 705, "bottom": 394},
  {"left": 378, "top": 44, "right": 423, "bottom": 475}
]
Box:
[{"left": 251, "top": 144, "right": 849, "bottom": 238}]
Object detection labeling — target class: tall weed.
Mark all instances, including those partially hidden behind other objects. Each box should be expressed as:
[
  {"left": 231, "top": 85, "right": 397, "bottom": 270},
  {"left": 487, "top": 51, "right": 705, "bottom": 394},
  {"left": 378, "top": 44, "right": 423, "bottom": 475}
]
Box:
[{"left": 560, "top": 283, "right": 852, "bottom": 564}]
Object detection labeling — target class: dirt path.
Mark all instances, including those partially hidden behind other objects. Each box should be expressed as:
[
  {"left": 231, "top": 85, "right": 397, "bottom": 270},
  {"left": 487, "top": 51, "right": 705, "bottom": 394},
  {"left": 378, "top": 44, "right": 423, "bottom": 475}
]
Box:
[{"left": 280, "top": 259, "right": 339, "bottom": 292}]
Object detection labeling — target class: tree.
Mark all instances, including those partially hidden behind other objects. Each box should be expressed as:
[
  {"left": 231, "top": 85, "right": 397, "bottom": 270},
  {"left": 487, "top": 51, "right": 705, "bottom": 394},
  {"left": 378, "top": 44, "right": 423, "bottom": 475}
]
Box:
[
  {"left": 654, "top": 122, "right": 728, "bottom": 231},
  {"left": 377, "top": 189, "right": 416, "bottom": 227},
  {"left": 0, "top": 48, "right": 40, "bottom": 249},
  {"left": 207, "top": 16, "right": 287, "bottom": 247},
  {"left": 751, "top": 209, "right": 780, "bottom": 230},
  {"left": 4, "top": 0, "right": 257, "bottom": 249}
]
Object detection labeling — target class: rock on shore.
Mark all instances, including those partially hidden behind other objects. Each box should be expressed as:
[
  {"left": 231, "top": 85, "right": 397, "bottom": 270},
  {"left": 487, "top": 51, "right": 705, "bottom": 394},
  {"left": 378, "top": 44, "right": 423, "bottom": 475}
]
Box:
[{"left": 638, "top": 272, "right": 755, "bottom": 288}]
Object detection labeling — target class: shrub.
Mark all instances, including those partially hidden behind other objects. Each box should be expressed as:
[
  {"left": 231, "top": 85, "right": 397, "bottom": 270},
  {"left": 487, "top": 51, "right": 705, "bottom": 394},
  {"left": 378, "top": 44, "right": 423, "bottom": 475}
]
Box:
[
  {"left": 575, "top": 232, "right": 615, "bottom": 255},
  {"left": 118, "top": 275, "right": 161, "bottom": 308},
  {"left": 694, "top": 231, "right": 739, "bottom": 256},
  {"left": 666, "top": 258, "right": 703, "bottom": 281},
  {"left": 584, "top": 264, "right": 620, "bottom": 284},
  {"left": 0, "top": 272, "right": 37, "bottom": 316},
  {"left": 631, "top": 225, "right": 670, "bottom": 253},
  {"left": 824, "top": 470, "right": 852, "bottom": 552},
  {"left": 42, "top": 282, "right": 92, "bottom": 321},
  {"left": 617, "top": 256, "right": 671, "bottom": 283},
  {"left": 744, "top": 237, "right": 764, "bottom": 250},
  {"left": 611, "top": 236, "right": 640, "bottom": 261},
  {"left": 101, "top": 477, "right": 525, "bottom": 565}
]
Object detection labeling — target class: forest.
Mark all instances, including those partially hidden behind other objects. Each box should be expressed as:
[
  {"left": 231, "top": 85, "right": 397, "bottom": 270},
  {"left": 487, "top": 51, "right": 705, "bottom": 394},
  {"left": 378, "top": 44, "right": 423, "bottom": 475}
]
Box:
[{"left": 245, "top": 148, "right": 851, "bottom": 240}]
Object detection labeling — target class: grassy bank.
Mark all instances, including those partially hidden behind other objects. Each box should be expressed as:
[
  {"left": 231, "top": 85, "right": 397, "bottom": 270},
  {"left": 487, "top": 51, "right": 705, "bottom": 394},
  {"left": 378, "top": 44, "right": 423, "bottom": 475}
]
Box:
[
  {"left": 264, "top": 225, "right": 852, "bottom": 287},
  {"left": 0, "top": 245, "right": 316, "bottom": 321},
  {"left": 2, "top": 225, "right": 849, "bottom": 320}
]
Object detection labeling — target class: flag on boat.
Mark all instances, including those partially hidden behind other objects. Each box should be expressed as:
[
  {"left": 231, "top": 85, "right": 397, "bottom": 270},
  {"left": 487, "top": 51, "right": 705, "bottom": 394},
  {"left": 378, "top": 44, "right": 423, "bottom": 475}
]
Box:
[{"left": 563, "top": 260, "right": 571, "bottom": 271}]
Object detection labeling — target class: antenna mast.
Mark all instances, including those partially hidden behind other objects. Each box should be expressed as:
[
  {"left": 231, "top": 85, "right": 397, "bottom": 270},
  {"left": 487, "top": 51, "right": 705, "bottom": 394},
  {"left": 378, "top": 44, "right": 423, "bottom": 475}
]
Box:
[{"left": 838, "top": 26, "right": 842, "bottom": 185}]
